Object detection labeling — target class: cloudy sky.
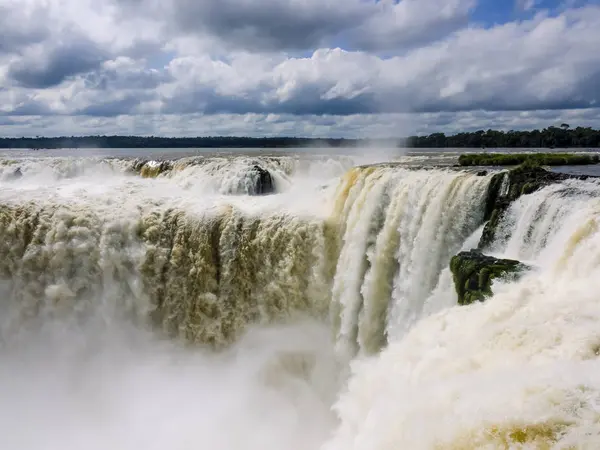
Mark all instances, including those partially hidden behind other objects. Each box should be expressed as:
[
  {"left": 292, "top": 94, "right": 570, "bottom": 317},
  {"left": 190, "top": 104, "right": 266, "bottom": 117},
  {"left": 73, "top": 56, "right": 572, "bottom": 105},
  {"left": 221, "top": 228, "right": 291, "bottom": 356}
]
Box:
[{"left": 1, "top": 0, "right": 600, "bottom": 138}]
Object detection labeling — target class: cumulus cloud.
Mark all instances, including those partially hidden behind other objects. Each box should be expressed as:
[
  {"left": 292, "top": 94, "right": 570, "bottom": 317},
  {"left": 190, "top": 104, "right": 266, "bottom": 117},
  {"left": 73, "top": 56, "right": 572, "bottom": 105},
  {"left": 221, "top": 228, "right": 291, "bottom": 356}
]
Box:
[
  {"left": 0, "top": 4, "right": 50, "bottom": 55},
  {"left": 120, "top": 0, "right": 475, "bottom": 53},
  {"left": 56, "top": 8, "right": 596, "bottom": 118},
  {"left": 3, "top": 109, "right": 600, "bottom": 139},
  {"left": 166, "top": 0, "right": 366, "bottom": 52},
  {"left": 1, "top": 0, "right": 600, "bottom": 136},
  {"left": 351, "top": 0, "right": 476, "bottom": 51},
  {"left": 7, "top": 39, "right": 108, "bottom": 88},
  {"left": 83, "top": 58, "right": 172, "bottom": 91},
  {"left": 515, "top": 0, "right": 538, "bottom": 11}
]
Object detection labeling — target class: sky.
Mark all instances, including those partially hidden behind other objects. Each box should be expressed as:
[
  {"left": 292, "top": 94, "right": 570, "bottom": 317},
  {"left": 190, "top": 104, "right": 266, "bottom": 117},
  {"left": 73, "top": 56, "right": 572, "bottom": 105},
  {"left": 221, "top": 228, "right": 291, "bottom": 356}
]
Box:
[{"left": 1, "top": 0, "right": 600, "bottom": 138}]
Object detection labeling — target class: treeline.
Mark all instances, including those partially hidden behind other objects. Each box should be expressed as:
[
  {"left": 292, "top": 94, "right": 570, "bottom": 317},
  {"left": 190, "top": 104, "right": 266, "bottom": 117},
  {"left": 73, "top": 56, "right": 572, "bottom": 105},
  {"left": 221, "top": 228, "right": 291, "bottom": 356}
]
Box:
[
  {"left": 0, "top": 136, "right": 365, "bottom": 149},
  {"left": 406, "top": 126, "right": 600, "bottom": 148},
  {"left": 1, "top": 125, "right": 599, "bottom": 149}
]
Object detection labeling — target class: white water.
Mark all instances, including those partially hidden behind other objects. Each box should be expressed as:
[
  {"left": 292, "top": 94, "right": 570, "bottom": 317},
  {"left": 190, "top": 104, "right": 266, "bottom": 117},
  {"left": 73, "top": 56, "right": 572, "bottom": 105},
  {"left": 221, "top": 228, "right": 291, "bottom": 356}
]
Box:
[
  {"left": 0, "top": 154, "right": 355, "bottom": 196},
  {"left": 330, "top": 167, "right": 490, "bottom": 359},
  {"left": 326, "top": 179, "right": 600, "bottom": 449},
  {"left": 0, "top": 319, "right": 340, "bottom": 450},
  {"left": 2, "top": 154, "right": 600, "bottom": 449}
]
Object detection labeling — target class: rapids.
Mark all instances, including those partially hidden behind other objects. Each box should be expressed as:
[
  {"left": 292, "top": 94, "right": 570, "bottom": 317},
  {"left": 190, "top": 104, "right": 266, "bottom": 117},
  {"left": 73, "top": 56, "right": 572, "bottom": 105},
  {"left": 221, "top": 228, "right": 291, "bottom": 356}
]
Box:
[{"left": 1, "top": 151, "right": 600, "bottom": 449}]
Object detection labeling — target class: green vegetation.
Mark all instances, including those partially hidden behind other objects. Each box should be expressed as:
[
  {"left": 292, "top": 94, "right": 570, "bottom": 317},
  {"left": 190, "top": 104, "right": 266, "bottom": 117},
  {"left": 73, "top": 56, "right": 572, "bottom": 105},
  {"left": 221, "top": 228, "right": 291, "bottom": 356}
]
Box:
[
  {"left": 0, "top": 136, "right": 364, "bottom": 149},
  {"left": 407, "top": 125, "right": 600, "bottom": 148},
  {"left": 458, "top": 152, "right": 599, "bottom": 167},
  {"left": 450, "top": 250, "right": 529, "bottom": 305},
  {"left": 450, "top": 157, "right": 597, "bottom": 305},
  {"left": 1, "top": 125, "right": 600, "bottom": 149},
  {"left": 478, "top": 164, "right": 594, "bottom": 249}
]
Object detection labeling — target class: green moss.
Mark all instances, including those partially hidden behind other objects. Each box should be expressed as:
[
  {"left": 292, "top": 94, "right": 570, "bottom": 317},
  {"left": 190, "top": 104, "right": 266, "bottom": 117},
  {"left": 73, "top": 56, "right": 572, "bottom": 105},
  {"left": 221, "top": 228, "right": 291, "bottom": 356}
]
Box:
[
  {"left": 450, "top": 250, "right": 529, "bottom": 305},
  {"left": 458, "top": 152, "right": 599, "bottom": 167},
  {"left": 482, "top": 172, "right": 506, "bottom": 222},
  {"left": 477, "top": 163, "right": 595, "bottom": 249},
  {"left": 520, "top": 182, "right": 538, "bottom": 195}
]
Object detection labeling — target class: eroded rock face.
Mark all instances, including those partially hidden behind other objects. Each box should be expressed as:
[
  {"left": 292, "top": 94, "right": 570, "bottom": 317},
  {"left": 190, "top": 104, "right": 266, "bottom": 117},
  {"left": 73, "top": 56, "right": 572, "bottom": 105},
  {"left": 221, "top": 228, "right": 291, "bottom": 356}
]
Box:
[
  {"left": 129, "top": 159, "right": 275, "bottom": 196},
  {"left": 479, "top": 164, "right": 594, "bottom": 249},
  {"left": 250, "top": 165, "right": 274, "bottom": 195},
  {"left": 9, "top": 168, "right": 22, "bottom": 180},
  {"left": 131, "top": 160, "right": 174, "bottom": 178},
  {"left": 450, "top": 250, "right": 530, "bottom": 306}
]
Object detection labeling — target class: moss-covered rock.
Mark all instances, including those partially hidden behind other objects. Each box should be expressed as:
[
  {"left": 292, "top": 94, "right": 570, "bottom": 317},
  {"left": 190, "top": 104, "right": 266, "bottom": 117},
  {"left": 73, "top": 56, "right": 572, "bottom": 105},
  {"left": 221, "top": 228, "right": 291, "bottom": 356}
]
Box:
[
  {"left": 458, "top": 152, "right": 599, "bottom": 167},
  {"left": 450, "top": 250, "right": 530, "bottom": 305},
  {"left": 479, "top": 163, "right": 594, "bottom": 248}
]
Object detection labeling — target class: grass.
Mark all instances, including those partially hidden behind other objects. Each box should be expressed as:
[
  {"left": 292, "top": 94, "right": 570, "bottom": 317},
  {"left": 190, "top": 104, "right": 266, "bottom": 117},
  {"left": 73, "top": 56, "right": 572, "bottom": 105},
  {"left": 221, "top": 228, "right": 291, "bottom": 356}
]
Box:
[{"left": 458, "top": 152, "right": 600, "bottom": 167}]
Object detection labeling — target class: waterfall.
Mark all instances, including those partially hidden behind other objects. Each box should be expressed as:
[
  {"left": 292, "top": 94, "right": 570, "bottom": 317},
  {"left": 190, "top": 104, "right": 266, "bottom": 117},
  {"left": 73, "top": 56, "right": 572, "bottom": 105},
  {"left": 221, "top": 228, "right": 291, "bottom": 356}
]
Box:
[
  {"left": 0, "top": 159, "right": 492, "bottom": 350},
  {"left": 325, "top": 176, "right": 600, "bottom": 449},
  {"left": 329, "top": 166, "right": 491, "bottom": 359},
  {"left": 0, "top": 200, "right": 335, "bottom": 347},
  {"left": 2, "top": 153, "right": 600, "bottom": 449}
]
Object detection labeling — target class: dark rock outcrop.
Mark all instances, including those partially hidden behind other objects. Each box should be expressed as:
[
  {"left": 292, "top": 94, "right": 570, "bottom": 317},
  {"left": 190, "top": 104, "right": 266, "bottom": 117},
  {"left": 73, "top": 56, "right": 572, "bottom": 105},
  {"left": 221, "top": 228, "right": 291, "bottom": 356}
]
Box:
[
  {"left": 459, "top": 152, "right": 599, "bottom": 167},
  {"left": 9, "top": 167, "right": 22, "bottom": 180},
  {"left": 479, "top": 164, "right": 594, "bottom": 248},
  {"left": 131, "top": 160, "right": 173, "bottom": 178},
  {"left": 450, "top": 250, "right": 530, "bottom": 305},
  {"left": 250, "top": 165, "right": 274, "bottom": 195}
]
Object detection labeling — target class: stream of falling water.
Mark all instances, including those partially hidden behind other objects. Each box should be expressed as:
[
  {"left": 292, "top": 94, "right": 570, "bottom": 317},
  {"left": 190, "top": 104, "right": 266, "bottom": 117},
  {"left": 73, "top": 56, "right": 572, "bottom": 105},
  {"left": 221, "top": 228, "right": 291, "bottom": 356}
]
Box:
[{"left": 1, "top": 153, "right": 600, "bottom": 449}]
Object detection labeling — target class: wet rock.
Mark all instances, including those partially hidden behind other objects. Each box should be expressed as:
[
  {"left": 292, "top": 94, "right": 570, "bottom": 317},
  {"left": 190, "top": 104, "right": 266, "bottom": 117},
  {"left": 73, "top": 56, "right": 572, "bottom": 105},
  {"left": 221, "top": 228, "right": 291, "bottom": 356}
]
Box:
[
  {"left": 250, "top": 165, "right": 274, "bottom": 195},
  {"left": 450, "top": 250, "right": 530, "bottom": 306},
  {"left": 479, "top": 164, "right": 595, "bottom": 249},
  {"left": 131, "top": 159, "right": 173, "bottom": 178},
  {"left": 459, "top": 152, "right": 599, "bottom": 167},
  {"left": 9, "top": 167, "right": 22, "bottom": 180}
]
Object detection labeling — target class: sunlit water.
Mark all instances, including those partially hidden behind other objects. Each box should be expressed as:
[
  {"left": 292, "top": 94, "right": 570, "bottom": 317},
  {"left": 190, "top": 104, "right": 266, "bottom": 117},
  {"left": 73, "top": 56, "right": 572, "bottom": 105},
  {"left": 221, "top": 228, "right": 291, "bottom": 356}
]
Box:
[{"left": 1, "top": 148, "right": 600, "bottom": 449}]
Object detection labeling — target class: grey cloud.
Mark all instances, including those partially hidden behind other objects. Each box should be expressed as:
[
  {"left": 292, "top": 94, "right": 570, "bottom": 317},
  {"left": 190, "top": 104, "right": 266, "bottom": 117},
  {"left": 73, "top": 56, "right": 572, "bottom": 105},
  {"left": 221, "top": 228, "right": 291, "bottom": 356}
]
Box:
[
  {"left": 4, "top": 109, "right": 600, "bottom": 139},
  {"left": 2, "top": 0, "right": 600, "bottom": 138},
  {"left": 185, "top": 95, "right": 376, "bottom": 116},
  {"left": 414, "top": 108, "right": 600, "bottom": 134},
  {"left": 153, "top": 4, "right": 600, "bottom": 118},
  {"left": 0, "top": 5, "right": 50, "bottom": 55},
  {"left": 159, "top": 87, "right": 598, "bottom": 118},
  {"left": 0, "top": 117, "right": 17, "bottom": 126},
  {"left": 0, "top": 27, "right": 48, "bottom": 56},
  {"left": 349, "top": 0, "right": 475, "bottom": 52},
  {"left": 76, "top": 94, "right": 153, "bottom": 117},
  {"left": 118, "top": 0, "right": 475, "bottom": 53},
  {"left": 161, "top": 89, "right": 263, "bottom": 115},
  {"left": 83, "top": 65, "right": 172, "bottom": 91},
  {"left": 171, "top": 0, "right": 365, "bottom": 52},
  {"left": 6, "top": 99, "right": 54, "bottom": 117},
  {"left": 8, "top": 39, "right": 109, "bottom": 88}
]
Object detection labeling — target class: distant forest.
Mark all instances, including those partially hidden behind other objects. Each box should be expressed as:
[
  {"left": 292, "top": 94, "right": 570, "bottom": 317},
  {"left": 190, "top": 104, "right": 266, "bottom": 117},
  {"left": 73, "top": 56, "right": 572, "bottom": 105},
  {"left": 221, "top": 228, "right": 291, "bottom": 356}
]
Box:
[{"left": 1, "top": 125, "right": 599, "bottom": 149}]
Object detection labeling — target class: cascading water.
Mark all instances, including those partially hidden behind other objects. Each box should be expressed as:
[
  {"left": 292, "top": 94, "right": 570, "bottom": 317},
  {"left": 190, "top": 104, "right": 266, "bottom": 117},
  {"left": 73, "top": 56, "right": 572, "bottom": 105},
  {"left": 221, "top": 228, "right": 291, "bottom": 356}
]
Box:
[
  {"left": 329, "top": 166, "right": 491, "bottom": 359},
  {"left": 325, "top": 177, "right": 600, "bottom": 450},
  {"left": 2, "top": 151, "right": 600, "bottom": 449},
  {"left": 0, "top": 155, "right": 346, "bottom": 346}
]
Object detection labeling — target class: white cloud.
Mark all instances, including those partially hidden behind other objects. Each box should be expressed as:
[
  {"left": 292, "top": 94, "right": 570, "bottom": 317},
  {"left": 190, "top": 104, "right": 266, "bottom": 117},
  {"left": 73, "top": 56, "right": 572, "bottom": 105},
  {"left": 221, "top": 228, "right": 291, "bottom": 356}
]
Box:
[
  {"left": 128, "top": 0, "right": 476, "bottom": 53},
  {"left": 2, "top": 109, "right": 600, "bottom": 139},
  {"left": 515, "top": 0, "right": 539, "bottom": 11},
  {"left": 353, "top": 0, "right": 476, "bottom": 51},
  {"left": 1, "top": 0, "right": 600, "bottom": 136}
]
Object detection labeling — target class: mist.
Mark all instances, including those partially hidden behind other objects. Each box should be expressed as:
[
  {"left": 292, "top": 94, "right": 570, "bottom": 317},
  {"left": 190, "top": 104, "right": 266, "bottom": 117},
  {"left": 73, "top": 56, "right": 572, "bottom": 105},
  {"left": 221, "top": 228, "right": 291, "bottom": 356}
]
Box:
[{"left": 0, "top": 315, "right": 341, "bottom": 450}]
